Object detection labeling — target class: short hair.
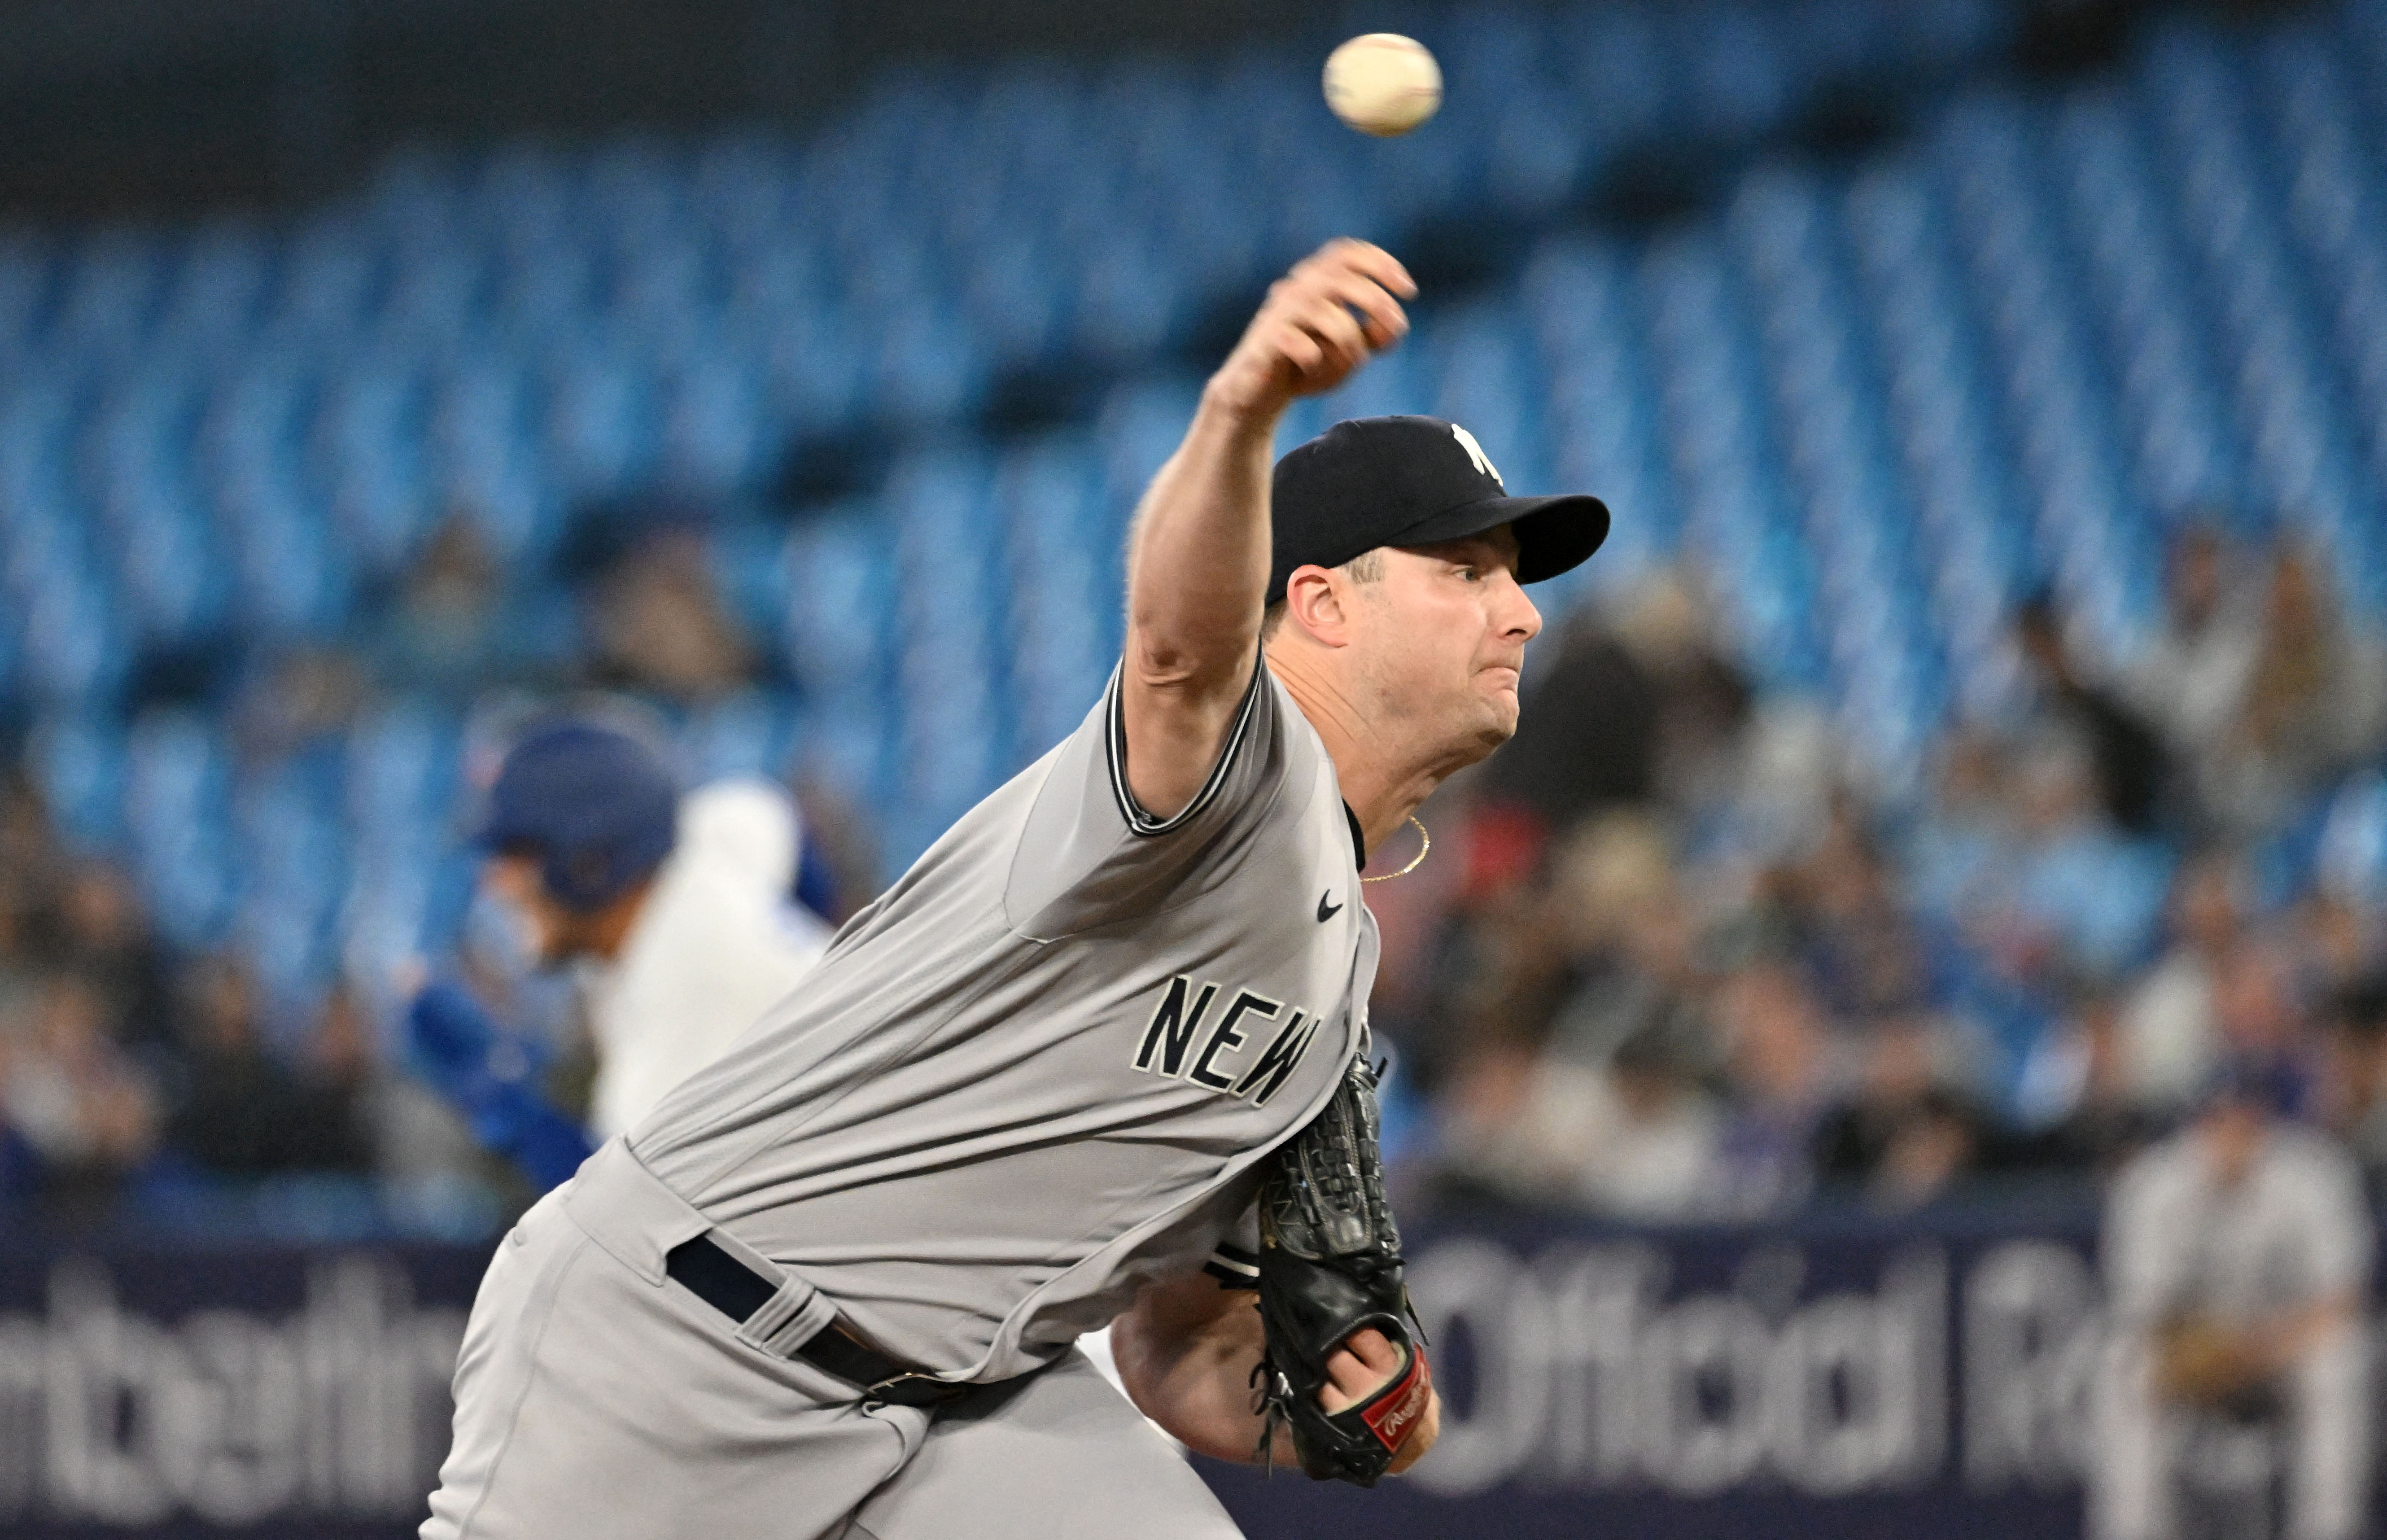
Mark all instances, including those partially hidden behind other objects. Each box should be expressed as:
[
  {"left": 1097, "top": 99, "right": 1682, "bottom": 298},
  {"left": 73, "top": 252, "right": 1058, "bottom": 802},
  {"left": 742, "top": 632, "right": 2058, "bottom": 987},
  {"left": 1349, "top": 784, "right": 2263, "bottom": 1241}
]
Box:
[{"left": 1261, "top": 548, "right": 1385, "bottom": 639}]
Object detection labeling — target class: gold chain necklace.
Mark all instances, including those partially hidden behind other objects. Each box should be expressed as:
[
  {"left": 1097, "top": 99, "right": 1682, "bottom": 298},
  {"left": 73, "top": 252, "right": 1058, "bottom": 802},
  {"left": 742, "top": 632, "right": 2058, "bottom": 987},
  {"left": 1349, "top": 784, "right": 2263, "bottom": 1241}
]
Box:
[{"left": 1361, "top": 815, "right": 1432, "bottom": 884}]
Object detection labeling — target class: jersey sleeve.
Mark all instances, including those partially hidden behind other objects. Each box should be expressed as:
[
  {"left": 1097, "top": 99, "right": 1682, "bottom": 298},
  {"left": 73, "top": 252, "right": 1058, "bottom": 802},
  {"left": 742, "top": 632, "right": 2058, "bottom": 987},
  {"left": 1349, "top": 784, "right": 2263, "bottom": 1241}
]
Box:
[
  {"left": 1004, "top": 647, "right": 1315, "bottom": 937},
  {"left": 1105, "top": 648, "right": 1272, "bottom": 838}
]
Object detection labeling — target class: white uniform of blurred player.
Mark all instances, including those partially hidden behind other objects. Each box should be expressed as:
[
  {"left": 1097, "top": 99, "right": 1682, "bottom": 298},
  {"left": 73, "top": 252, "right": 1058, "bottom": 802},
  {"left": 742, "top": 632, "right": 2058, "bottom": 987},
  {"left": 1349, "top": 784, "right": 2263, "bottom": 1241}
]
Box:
[
  {"left": 573, "top": 778, "right": 832, "bottom": 1138},
  {"left": 410, "top": 722, "right": 831, "bottom": 1187},
  {"left": 2093, "top": 1066, "right": 2373, "bottom": 1540}
]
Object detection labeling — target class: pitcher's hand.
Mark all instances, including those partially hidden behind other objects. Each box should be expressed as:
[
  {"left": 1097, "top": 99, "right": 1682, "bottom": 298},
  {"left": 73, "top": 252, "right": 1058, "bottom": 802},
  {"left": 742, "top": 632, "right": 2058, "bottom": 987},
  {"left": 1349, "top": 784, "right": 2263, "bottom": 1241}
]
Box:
[{"left": 1207, "top": 239, "right": 1415, "bottom": 416}]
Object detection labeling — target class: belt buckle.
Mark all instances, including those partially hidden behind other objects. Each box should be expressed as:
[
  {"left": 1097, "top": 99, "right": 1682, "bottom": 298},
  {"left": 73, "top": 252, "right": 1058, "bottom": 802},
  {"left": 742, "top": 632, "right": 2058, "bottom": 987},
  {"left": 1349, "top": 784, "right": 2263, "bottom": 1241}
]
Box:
[{"left": 862, "top": 1370, "right": 962, "bottom": 1409}]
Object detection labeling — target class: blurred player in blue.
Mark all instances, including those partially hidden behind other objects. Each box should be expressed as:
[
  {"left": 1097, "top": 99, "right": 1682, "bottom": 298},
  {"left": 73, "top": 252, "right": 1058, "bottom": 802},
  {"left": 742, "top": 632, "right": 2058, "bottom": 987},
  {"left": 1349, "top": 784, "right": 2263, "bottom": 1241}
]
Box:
[{"left": 407, "top": 718, "right": 833, "bottom": 1189}]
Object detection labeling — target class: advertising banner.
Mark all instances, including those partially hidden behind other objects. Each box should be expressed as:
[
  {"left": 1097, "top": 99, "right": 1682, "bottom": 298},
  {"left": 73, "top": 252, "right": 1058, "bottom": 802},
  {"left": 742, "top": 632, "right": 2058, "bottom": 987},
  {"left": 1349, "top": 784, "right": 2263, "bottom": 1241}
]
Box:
[
  {"left": 0, "top": 1203, "right": 2353, "bottom": 1538},
  {"left": 0, "top": 1242, "right": 486, "bottom": 1540}
]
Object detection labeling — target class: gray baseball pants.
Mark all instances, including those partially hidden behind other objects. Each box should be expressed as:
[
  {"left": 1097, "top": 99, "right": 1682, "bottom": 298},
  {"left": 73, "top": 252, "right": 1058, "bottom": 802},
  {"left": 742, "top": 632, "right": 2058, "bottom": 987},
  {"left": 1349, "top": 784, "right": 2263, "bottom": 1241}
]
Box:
[
  {"left": 2090, "top": 1328, "right": 2370, "bottom": 1540},
  {"left": 421, "top": 1143, "right": 1243, "bottom": 1540}
]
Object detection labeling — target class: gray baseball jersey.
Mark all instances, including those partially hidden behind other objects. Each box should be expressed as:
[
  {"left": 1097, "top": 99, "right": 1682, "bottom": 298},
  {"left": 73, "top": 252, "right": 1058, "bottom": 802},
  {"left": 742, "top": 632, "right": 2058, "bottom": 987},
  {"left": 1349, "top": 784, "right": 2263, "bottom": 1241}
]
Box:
[{"left": 625, "top": 652, "right": 1377, "bottom": 1381}]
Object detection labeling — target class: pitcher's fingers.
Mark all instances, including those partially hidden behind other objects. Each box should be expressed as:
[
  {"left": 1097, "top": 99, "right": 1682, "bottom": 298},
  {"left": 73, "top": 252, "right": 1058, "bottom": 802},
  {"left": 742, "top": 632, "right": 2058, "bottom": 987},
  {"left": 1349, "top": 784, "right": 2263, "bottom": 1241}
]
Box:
[
  {"left": 1277, "top": 309, "right": 1365, "bottom": 385},
  {"left": 1316, "top": 271, "right": 1409, "bottom": 345},
  {"left": 1310, "top": 237, "right": 1417, "bottom": 300},
  {"left": 1318, "top": 1349, "right": 1364, "bottom": 1412},
  {"left": 1319, "top": 1329, "right": 1403, "bottom": 1412},
  {"left": 1268, "top": 322, "right": 1328, "bottom": 375},
  {"left": 1342, "top": 1328, "right": 1401, "bottom": 1378},
  {"left": 1291, "top": 296, "right": 1371, "bottom": 372}
]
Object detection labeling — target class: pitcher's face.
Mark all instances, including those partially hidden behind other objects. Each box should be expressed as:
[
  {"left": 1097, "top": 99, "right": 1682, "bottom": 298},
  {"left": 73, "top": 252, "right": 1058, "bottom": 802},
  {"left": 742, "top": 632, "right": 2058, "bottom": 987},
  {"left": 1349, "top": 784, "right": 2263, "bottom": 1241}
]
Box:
[{"left": 1346, "top": 527, "right": 1542, "bottom": 763}]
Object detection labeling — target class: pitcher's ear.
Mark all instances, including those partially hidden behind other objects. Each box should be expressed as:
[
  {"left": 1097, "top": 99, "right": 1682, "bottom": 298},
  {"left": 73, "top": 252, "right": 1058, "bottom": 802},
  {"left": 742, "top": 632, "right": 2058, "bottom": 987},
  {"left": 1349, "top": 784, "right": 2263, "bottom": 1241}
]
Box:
[{"left": 1281, "top": 564, "right": 1355, "bottom": 645}]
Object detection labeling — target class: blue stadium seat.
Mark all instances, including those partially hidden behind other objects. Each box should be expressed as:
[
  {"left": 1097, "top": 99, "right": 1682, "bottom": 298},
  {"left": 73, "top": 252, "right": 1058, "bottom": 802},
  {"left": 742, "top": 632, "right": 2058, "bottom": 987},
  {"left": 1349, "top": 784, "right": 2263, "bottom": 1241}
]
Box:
[
  {"left": 234, "top": 755, "right": 351, "bottom": 1026},
  {"left": 4, "top": 0, "right": 2381, "bottom": 1000},
  {"left": 29, "top": 714, "right": 126, "bottom": 851},
  {"left": 683, "top": 690, "right": 804, "bottom": 785},
  {"left": 124, "top": 709, "right": 236, "bottom": 949},
  {"left": 781, "top": 507, "right": 897, "bottom": 697}
]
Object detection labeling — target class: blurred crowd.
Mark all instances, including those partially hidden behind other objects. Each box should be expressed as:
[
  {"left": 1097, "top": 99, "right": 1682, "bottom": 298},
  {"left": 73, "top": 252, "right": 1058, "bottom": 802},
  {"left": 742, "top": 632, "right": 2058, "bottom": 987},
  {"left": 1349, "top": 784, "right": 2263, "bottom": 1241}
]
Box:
[
  {"left": 1378, "top": 521, "right": 2387, "bottom": 1220},
  {"left": 3, "top": 510, "right": 2384, "bottom": 1237},
  {"left": 0, "top": 801, "right": 394, "bottom": 1229},
  {"left": 0, "top": 499, "right": 866, "bottom": 1236}
]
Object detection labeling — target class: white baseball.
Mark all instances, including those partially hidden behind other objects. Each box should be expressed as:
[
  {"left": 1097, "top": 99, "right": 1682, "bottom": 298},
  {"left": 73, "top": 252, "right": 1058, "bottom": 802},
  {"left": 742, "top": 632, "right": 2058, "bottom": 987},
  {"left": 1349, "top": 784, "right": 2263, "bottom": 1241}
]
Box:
[{"left": 1322, "top": 34, "right": 1442, "bottom": 138}]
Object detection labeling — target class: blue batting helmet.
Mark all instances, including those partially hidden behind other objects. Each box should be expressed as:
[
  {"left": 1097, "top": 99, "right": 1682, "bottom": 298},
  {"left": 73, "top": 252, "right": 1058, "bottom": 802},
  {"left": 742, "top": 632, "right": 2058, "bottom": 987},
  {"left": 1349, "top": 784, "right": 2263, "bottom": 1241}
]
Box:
[{"left": 475, "top": 721, "right": 680, "bottom": 912}]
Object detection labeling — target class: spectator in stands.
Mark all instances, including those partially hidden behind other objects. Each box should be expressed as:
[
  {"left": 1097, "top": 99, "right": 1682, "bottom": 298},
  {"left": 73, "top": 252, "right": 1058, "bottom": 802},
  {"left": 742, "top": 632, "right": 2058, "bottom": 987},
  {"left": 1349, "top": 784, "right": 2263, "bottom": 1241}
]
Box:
[
  {"left": 2093, "top": 1059, "right": 2371, "bottom": 1540},
  {"left": 2127, "top": 522, "right": 2262, "bottom": 787},
  {"left": 2201, "top": 544, "right": 2387, "bottom": 842},
  {"left": 301, "top": 981, "right": 384, "bottom": 1168},
  {"left": 1405, "top": 812, "right": 1575, "bottom": 1100},
  {"left": 0, "top": 771, "right": 61, "bottom": 884},
  {"left": 1474, "top": 608, "right": 1661, "bottom": 843},
  {"left": 1430, "top": 1016, "right": 1725, "bottom": 1220},
  {"left": 1903, "top": 726, "right": 2017, "bottom": 924},
  {"left": 1708, "top": 959, "right": 1836, "bottom": 1216},
  {"left": 0, "top": 868, "right": 37, "bottom": 1020},
  {"left": 2116, "top": 852, "right": 2243, "bottom": 1117},
  {"left": 1906, "top": 726, "right": 2157, "bottom": 1108},
  {"left": 1435, "top": 813, "right": 1727, "bottom": 1218},
  {"left": 232, "top": 644, "right": 370, "bottom": 764},
  {"left": 1579, "top": 1023, "right": 1724, "bottom": 1216},
  {"left": 1541, "top": 811, "right": 1702, "bottom": 1068},
  {"left": 1475, "top": 569, "right": 1752, "bottom": 844},
  {"left": 1810, "top": 1013, "right": 1986, "bottom": 1210},
  {"left": 1783, "top": 802, "right": 1944, "bottom": 1022},
  {"left": 0, "top": 774, "right": 65, "bottom": 999},
  {"left": 28, "top": 858, "right": 177, "bottom": 1066},
  {"left": 1535, "top": 1021, "right": 1725, "bottom": 1219},
  {"left": 1414, "top": 917, "right": 1574, "bottom": 1201},
  {"left": 2019, "top": 988, "right": 2160, "bottom": 1177},
  {"left": 2206, "top": 943, "right": 2313, "bottom": 1098},
  {"left": 0, "top": 1097, "right": 36, "bottom": 1209},
  {"left": 2029, "top": 751, "right": 2170, "bottom": 959},
  {"left": 1976, "top": 736, "right": 2173, "bottom": 984},
  {"left": 2290, "top": 857, "right": 2383, "bottom": 998},
  {"left": 374, "top": 511, "right": 569, "bottom": 700},
  {"left": 165, "top": 955, "right": 369, "bottom": 1177},
  {"left": 1618, "top": 570, "right": 1754, "bottom": 817},
  {"left": 2314, "top": 770, "right": 2387, "bottom": 914},
  {"left": 0, "top": 971, "right": 157, "bottom": 1221},
  {"left": 585, "top": 529, "right": 755, "bottom": 703},
  {"left": 2015, "top": 592, "right": 2173, "bottom": 836}
]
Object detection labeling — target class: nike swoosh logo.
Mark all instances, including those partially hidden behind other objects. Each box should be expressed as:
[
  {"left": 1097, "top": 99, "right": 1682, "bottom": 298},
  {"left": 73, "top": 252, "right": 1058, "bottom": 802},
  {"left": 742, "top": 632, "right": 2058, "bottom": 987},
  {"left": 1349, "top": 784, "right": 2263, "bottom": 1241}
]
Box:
[{"left": 1316, "top": 891, "right": 1342, "bottom": 923}]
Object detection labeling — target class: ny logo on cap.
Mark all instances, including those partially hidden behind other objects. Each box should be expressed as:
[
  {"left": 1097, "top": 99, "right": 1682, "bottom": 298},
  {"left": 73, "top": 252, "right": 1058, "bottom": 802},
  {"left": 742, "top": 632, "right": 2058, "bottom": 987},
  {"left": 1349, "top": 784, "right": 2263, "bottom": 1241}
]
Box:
[{"left": 1450, "top": 423, "right": 1504, "bottom": 489}]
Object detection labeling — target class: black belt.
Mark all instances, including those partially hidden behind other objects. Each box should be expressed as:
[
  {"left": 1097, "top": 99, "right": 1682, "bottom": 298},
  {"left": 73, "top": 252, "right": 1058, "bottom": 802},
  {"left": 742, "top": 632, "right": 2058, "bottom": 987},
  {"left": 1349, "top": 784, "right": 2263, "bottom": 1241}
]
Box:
[{"left": 663, "top": 1233, "right": 977, "bottom": 1409}]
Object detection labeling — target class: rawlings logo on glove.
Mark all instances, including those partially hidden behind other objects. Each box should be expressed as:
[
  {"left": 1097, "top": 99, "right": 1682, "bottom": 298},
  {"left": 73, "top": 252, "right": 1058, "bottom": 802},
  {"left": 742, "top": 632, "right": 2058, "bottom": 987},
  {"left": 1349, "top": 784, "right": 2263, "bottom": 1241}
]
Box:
[
  {"left": 1251, "top": 1054, "right": 1430, "bottom": 1486},
  {"left": 1359, "top": 1349, "right": 1432, "bottom": 1449}
]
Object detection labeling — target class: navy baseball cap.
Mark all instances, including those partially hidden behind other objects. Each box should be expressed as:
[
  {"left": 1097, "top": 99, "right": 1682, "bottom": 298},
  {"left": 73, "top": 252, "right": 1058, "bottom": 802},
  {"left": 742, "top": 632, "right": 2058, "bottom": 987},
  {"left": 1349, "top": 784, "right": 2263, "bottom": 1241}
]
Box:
[
  {"left": 475, "top": 721, "right": 680, "bottom": 912},
  {"left": 1267, "top": 416, "right": 1610, "bottom": 604}
]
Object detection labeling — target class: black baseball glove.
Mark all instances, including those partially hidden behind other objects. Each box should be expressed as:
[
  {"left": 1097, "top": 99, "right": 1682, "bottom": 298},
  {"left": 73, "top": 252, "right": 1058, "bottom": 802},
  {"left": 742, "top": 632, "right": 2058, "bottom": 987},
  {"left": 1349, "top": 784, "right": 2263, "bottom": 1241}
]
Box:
[{"left": 1250, "top": 1054, "right": 1431, "bottom": 1486}]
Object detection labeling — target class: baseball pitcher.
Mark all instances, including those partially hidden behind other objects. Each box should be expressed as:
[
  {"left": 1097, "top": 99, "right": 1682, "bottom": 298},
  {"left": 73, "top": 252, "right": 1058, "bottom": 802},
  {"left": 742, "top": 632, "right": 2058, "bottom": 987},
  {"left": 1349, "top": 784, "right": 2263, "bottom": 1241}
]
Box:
[{"left": 423, "top": 239, "right": 1609, "bottom": 1538}]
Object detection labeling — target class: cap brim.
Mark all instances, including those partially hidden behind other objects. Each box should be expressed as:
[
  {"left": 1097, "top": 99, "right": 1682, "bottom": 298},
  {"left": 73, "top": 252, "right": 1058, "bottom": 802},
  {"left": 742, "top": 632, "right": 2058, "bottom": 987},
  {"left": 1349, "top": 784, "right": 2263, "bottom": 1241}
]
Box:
[{"left": 1386, "top": 492, "right": 1612, "bottom": 585}]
